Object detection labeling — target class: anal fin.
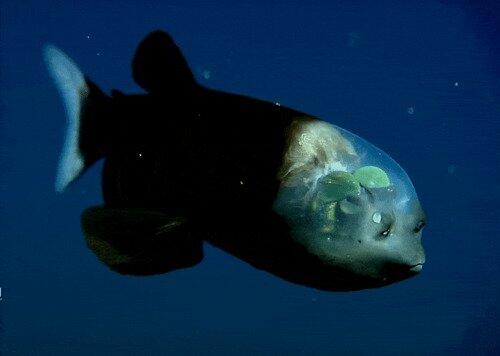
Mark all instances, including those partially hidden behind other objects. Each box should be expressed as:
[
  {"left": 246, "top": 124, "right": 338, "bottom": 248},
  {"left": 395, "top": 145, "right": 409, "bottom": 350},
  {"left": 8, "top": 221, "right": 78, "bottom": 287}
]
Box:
[{"left": 81, "top": 206, "right": 203, "bottom": 276}]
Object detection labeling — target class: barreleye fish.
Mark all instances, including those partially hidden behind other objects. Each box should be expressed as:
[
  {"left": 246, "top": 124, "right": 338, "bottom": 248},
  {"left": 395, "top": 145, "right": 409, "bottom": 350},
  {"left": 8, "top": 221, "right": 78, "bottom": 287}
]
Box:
[{"left": 44, "top": 30, "right": 426, "bottom": 291}]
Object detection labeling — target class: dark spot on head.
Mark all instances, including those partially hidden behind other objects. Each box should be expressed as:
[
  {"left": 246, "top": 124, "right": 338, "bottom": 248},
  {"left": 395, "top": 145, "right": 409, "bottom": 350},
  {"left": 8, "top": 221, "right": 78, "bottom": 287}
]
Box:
[
  {"left": 358, "top": 240, "right": 362, "bottom": 244},
  {"left": 414, "top": 219, "right": 426, "bottom": 233}
]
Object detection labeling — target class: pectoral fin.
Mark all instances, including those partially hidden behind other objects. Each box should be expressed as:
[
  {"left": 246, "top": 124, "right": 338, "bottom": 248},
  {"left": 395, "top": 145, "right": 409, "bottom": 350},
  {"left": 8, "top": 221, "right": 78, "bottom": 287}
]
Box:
[{"left": 81, "top": 206, "right": 203, "bottom": 276}]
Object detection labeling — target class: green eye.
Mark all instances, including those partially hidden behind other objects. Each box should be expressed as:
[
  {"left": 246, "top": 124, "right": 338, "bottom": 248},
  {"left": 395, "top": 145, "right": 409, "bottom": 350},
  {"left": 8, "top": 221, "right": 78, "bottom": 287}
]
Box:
[
  {"left": 317, "top": 171, "right": 361, "bottom": 202},
  {"left": 353, "top": 166, "right": 390, "bottom": 189}
]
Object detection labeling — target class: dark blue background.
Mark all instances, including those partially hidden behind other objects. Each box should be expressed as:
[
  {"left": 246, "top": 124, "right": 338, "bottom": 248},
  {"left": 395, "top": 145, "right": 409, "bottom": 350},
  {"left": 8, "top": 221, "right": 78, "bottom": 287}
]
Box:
[{"left": 1, "top": 1, "right": 499, "bottom": 354}]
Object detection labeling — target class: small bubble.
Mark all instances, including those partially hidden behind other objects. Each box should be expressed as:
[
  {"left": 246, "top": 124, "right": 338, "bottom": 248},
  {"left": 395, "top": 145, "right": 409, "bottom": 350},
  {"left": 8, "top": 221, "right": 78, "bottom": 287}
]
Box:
[
  {"left": 275, "top": 102, "right": 281, "bottom": 106},
  {"left": 96, "top": 52, "right": 101, "bottom": 56},
  {"left": 372, "top": 212, "right": 382, "bottom": 224},
  {"left": 239, "top": 180, "right": 244, "bottom": 185},
  {"left": 447, "top": 164, "right": 457, "bottom": 175},
  {"left": 407, "top": 107, "right": 414, "bottom": 115},
  {"left": 454, "top": 82, "right": 459, "bottom": 87},
  {"left": 86, "top": 34, "right": 91, "bottom": 39}
]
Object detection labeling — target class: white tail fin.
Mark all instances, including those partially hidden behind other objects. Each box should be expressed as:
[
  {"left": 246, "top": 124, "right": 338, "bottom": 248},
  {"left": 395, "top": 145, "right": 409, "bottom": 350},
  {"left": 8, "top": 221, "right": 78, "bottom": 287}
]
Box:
[{"left": 44, "top": 45, "right": 90, "bottom": 192}]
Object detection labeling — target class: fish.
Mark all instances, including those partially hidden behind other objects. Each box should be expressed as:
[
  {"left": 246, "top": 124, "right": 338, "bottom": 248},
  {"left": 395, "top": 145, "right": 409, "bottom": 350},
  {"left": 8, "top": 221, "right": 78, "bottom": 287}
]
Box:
[{"left": 44, "top": 30, "right": 426, "bottom": 291}]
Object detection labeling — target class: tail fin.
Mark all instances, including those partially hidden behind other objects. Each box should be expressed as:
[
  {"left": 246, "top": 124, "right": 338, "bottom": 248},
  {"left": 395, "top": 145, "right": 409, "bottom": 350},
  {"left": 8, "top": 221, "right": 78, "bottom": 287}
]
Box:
[{"left": 44, "top": 45, "right": 108, "bottom": 192}]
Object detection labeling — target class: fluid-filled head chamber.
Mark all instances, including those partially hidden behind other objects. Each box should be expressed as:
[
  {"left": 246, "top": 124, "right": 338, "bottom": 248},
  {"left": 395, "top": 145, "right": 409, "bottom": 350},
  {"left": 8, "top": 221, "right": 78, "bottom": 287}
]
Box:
[{"left": 274, "top": 117, "right": 426, "bottom": 286}]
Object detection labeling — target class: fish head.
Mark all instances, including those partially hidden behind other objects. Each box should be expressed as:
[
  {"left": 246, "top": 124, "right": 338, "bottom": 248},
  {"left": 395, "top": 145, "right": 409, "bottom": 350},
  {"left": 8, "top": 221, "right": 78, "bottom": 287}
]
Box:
[{"left": 274, "top": 118, "right": 426, "bottom": 288}]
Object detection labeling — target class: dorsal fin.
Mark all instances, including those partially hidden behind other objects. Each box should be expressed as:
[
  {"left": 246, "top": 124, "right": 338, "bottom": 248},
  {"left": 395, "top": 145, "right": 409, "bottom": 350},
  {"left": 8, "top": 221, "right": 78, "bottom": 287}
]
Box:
[{"left": 132, "top": 30, "right": 196, "bottom": 93}]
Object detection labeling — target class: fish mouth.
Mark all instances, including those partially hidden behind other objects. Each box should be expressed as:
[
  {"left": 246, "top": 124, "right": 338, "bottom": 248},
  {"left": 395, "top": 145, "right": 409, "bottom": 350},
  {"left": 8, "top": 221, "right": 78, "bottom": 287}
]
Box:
[
  {"left": 409, "top": 263, "right": 424, "bottom": 273},
  {"left": 382, "top": 262, "right": 425, "bottom": 281}
]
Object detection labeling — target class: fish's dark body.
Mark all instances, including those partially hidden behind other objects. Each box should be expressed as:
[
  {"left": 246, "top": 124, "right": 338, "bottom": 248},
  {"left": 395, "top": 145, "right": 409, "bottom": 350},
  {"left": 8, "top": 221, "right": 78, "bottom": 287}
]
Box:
[
  {"left": 46, "top": 31, "right": 420, "bottom": 291},
  {"left": 100, "top": 72, "right": 373, "bottom": 290}
]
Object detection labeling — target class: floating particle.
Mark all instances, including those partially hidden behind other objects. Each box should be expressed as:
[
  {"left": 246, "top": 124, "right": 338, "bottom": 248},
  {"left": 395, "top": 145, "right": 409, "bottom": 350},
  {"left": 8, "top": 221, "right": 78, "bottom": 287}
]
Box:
[
  {"left": 407, "top": 107, "right": 414, "bottom": 115},
  {"left": 275, "top": 102, "right": 281, "bottom": 106},
  {"left": 202, "top": 70, "right": 211, "bottom": 80},
  {"left": 447, "top": 164, "right": 457, "bottom": 175},
  {"left": 372, "top": 212, "right": 382, "bottom": 224},
  {"left": 454, "top": 82, "right": 459, "bottom": 87},
  {"left": 348, "top": 32, "right": 361, "bottom": 47}
]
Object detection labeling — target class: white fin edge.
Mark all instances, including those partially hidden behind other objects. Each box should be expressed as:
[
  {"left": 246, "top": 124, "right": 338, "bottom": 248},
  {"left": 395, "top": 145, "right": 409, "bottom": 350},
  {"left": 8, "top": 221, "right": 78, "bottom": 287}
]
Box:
[{"left": 44, "top": 45, "right": 89, "bottom": 192}]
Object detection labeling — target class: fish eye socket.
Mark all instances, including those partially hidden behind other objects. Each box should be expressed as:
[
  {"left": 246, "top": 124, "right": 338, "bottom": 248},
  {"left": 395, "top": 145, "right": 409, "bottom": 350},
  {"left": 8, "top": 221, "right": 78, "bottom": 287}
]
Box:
[{"left": 414, "top": 220, "right": 426, "bottom": 233}]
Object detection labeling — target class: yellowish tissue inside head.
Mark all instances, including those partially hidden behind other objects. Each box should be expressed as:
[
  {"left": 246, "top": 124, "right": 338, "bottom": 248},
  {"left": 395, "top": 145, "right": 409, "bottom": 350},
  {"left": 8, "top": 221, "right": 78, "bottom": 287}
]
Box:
[{"left": 278, "top": 117, "right": 358, "bottom": 186}]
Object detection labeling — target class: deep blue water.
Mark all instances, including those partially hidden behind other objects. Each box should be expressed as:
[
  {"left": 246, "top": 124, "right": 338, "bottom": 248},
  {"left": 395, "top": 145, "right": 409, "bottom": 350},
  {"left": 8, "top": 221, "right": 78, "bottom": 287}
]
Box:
[{"left": 1, "top": 1, "right": 499, "bottom": 355}]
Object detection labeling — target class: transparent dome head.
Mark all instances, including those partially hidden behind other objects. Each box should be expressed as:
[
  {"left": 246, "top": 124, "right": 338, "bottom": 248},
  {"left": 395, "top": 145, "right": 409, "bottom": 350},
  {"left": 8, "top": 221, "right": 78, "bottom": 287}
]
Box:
[{"left": 273, "top": 117, "right": 425, "bottom": 281}]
